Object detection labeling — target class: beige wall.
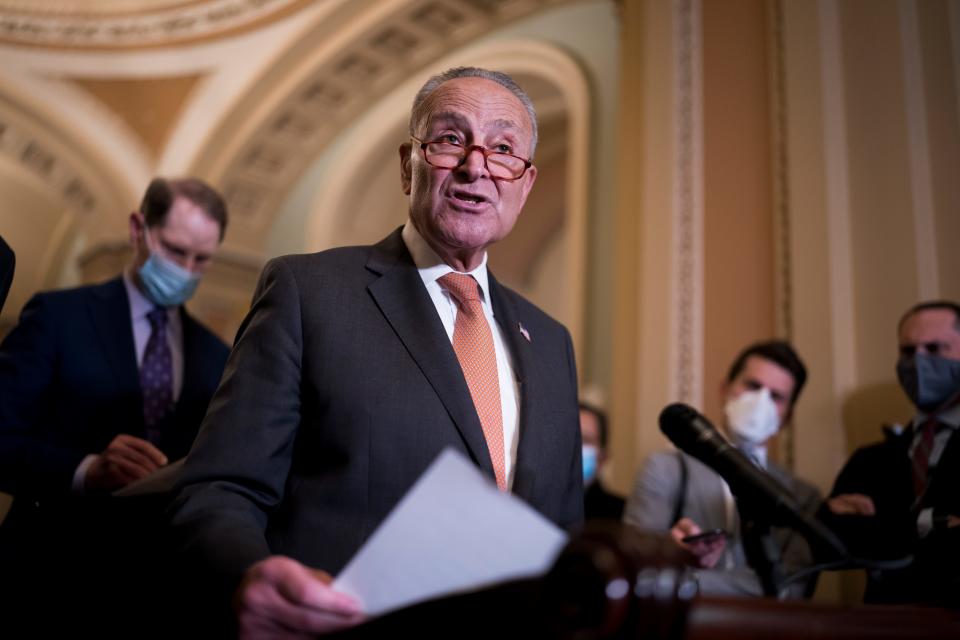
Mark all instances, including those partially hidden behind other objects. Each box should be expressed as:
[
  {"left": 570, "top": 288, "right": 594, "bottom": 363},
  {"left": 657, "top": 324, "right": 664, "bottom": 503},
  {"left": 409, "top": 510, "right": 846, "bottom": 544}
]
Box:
[
  {"left": 609, "top": 0, "right": 959, "bottom": 582},
  {"left": 1, "top": 0, "right": 959, "bottom": 607},
  {"left": 702, "top": 0, "right": 777, "bottom": 429}
]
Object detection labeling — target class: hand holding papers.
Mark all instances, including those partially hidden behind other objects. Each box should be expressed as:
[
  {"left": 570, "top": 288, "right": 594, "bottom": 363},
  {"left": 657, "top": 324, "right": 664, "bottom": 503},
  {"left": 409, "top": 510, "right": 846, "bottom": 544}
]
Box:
[{"left": 332, "top": 448, "right": 569, "bottom": 617}]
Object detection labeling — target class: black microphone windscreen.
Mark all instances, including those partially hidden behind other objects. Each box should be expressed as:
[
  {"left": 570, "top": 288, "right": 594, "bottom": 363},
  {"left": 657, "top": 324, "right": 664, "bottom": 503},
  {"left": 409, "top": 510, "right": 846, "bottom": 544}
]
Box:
[{"left": 659, "top": 403, "right": 729, "bottom": 460}]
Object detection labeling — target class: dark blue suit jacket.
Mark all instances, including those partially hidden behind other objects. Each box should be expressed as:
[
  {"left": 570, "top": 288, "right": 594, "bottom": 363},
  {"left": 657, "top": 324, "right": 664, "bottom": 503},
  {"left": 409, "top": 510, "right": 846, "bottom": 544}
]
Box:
[
  {"left": 169, "top": 229, "right": 583, "bottom": 597},
  {"left": 824, "top": 426, "right": 960, "bottom": 606},
  {"left": 0, "top": 235, "right": 13, "bottom": 315},
  {"left": 0, "top": 276, "right": 229, "bottom": 501},
  {"left": 0, "top": 276, "right": 229, "bottom": 632}
]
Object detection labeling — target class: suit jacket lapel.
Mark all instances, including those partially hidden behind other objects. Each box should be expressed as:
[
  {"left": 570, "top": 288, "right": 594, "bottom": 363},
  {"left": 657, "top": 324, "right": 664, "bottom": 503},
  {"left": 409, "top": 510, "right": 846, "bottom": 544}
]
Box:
[
  {"left": 177, "top": 309, "right": 199, "bottom": 405},
  {"left": 487, "top": 274, "right": 538, "bottom": 496},
  {"left": 88, "top": 278, "right": 139, "bottom": 388},
  {"left": 87, "top": 277, "right": 143, "bottom": 429},
  {"left": 365, "top": 229, "right": 496, "bottom": 479}
]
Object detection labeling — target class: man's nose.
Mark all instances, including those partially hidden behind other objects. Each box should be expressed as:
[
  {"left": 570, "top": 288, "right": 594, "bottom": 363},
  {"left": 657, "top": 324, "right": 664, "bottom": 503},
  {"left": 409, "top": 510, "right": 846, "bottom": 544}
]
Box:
[
  {"left": 457, "top": 146, "right": 489, "bottom": 178},
  {"left": 171, "top": 254, "right": 200, "bottom": 273}
]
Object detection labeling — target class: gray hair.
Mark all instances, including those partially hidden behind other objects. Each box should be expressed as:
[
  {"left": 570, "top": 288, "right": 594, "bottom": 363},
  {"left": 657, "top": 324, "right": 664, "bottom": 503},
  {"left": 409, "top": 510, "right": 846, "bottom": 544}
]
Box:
[{"left": 408, "top": 66, "right": 538, "bottom": 159}]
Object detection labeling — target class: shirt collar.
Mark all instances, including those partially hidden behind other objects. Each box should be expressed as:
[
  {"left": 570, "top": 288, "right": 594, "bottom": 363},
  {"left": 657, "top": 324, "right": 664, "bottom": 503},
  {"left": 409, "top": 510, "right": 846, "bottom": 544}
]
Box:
[
  {"left": 123, "top": 269, "right": 177, "bottom": 321},
  {"left": 401, "top": 219, "right": 491, "bottom": 304},
  {"left": 916, "top": 401, "right": 960, "bottom": 431}
]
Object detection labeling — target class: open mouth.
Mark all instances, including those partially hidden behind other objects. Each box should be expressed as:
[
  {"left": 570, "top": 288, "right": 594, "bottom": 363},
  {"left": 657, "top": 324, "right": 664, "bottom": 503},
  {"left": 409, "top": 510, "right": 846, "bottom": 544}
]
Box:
[{"left": 451, "top": 191, "right": 487, "bottom": 205}]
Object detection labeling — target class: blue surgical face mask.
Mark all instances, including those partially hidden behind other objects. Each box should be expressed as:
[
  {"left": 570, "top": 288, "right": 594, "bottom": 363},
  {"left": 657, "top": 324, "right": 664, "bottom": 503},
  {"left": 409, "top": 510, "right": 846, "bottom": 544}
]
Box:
[
  {"left": 896, "top": 354, "right": 960, "bottom": 412},
  {"left": 137, "top": 229, "right": 200, "bottom": 307},
  {"left": 582, "top": 445, "right": 598, "bottom": 485}
]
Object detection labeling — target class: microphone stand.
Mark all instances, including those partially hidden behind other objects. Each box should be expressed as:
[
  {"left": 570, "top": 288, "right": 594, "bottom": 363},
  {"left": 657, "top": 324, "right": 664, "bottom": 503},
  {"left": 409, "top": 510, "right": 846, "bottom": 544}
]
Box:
[{"left": 737, "top": 498, "right": 785, "bottom": 598}]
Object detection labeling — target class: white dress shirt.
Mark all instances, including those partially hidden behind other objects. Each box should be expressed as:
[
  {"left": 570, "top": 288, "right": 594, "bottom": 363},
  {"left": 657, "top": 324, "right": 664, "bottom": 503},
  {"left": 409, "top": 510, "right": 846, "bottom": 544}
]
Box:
[{"left": 401, "top": 220, "right": 521, "bottom": 489}]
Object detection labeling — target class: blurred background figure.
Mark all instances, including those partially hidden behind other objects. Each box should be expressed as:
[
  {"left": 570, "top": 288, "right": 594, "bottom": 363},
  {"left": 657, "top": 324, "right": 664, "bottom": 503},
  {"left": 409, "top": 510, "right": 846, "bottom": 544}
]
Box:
[
  {"left": 0, "top": 177, "right": 230, "bottom": 632},
  {"left": 624, "top": 340, "right": 821, "bottom": 599},
  {"left": 822, "top": 300, "right": 960, "bottom": 607},
  {"left": 580, "top": 401, "right": 625, "bottom": 521}
]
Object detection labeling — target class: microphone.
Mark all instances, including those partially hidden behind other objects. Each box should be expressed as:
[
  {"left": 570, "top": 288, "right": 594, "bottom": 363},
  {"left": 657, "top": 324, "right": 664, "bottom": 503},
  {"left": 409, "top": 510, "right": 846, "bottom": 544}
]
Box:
[{"left": 659, "top": 403, "right": 848, "bottom": 560}]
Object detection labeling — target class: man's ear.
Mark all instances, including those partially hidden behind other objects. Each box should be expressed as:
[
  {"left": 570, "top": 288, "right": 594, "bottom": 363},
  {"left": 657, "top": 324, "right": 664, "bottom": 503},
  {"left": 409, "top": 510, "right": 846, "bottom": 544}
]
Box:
[
  {"left": 399, "top": 143, "right": 413, "bottom": 195},
  {"left": 129, "top": 212, "right": 144, "bottom": 247}
]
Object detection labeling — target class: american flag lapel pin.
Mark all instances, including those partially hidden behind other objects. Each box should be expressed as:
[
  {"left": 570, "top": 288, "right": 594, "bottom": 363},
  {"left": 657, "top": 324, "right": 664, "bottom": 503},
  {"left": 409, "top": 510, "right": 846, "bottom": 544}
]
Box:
[{"left": 518, "top": 322, "right": 531, "bottom": 343}]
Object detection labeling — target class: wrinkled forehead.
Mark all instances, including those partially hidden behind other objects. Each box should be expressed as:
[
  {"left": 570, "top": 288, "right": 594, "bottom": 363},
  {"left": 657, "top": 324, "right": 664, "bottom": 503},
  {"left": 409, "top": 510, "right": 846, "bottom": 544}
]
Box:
[
  {"left": 414, "top": 77, "right": 533, "bottom": 139},
  {"left": 899, "top": 308, "right": 960, "bottom": 342}
]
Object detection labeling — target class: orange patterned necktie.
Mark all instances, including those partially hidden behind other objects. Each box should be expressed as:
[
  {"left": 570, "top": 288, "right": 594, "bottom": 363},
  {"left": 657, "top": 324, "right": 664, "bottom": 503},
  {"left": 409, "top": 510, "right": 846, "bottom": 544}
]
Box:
[{"left": 439, "top": 272, "right": 506, "bottom": 490}]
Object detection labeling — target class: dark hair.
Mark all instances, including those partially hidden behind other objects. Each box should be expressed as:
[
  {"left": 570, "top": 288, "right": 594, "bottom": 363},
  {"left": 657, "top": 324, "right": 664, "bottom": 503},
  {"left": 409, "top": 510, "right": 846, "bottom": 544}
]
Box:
[
  {"left": 578, "top": 402, "right": 609, "bottom": 450},
  {"left": 725, "top": 340, "right": 808, "bottom": 411},
  {"left": 139, "top": 177, "right": 228, "bottom": 241},
  {"left": 409, "top": 66, "right": 538, "bottom": 158},
  {"left": 897, "top": 300, "right": 960, "bottom": 334}
]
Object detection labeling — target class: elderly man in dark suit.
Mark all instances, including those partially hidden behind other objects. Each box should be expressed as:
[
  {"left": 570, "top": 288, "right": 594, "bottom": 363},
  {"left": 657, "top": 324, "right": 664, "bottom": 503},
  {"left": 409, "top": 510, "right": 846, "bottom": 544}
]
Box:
[
  {"left": 169, "top": 67, "right": 583, "bottom": 636},
  {"left": 0, "top": 177, "right": 230, "bottom": 627}
]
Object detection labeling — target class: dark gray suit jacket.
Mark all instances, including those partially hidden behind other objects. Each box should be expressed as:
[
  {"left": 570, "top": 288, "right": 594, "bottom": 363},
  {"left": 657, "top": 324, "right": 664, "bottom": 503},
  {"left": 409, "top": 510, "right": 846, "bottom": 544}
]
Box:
[
  {"left": 624, "top": 450, "right": 821, "bottom": 598},
  {"left": 169, "top": 229, "right": 583, "bottom": 594}
]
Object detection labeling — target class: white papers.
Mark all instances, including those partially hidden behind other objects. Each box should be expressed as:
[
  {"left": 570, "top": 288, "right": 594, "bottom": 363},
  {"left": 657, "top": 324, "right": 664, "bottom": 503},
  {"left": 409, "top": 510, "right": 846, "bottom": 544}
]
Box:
[{"left": 332, "top": 448, "right": 568, "bottom": 617}]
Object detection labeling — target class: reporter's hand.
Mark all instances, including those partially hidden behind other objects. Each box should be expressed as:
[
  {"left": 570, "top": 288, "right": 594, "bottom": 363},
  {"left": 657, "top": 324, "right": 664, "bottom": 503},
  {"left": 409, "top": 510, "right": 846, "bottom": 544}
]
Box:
[
  {"left": 236, "top": 556, "right": 364, "bottom": 639},
  {"left": 84, "top": 434, "right": 168, "bottom": 492},
  {"left": 671, "top": 517, "right": 726, "bottom": 569},
  {"left": 826, "top": 493, "right": 876, "bottom": 516}
]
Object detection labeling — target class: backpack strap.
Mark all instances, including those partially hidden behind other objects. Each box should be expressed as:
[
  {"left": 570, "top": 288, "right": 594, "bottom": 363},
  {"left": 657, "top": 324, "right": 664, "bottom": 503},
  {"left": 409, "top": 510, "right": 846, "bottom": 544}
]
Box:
[{"left": 670, "top": 450, "right": 688, "bottom": 526}]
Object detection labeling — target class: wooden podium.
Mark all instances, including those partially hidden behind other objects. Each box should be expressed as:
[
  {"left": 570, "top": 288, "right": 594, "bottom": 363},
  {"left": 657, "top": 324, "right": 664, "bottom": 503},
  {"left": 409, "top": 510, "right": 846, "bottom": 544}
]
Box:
[{"left": 333, "top": 522, "right": 960, "bottom": 639}]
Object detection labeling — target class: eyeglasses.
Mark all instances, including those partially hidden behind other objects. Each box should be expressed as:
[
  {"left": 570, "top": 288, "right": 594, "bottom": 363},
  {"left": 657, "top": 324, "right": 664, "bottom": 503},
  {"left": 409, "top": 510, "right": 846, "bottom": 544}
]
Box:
[{"left": 412, "top": 136, "right": 533, "bottom": 181}]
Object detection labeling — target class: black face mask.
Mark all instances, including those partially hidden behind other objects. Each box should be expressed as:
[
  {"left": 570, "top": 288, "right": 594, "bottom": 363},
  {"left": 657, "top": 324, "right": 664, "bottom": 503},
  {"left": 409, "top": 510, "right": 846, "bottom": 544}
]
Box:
[{"left": 896, "top": 354, "right": 960, "bottom": 412}]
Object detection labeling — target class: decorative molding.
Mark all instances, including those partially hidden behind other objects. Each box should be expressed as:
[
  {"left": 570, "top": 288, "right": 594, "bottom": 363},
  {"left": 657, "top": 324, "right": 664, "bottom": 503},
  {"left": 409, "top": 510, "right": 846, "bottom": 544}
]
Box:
[
  {"left": 770, "top": 0, "right": 793, "bottom": 342},
  {"left": 0, "top": 0, "right": 305, "bottom": 48},
  {"left": 671, "top": 0, "right": 704, "bottom": 407},
  {"left": 818, "top": 0, "right": 858, "bottom": 403},
  {"left": 199, "top": 0, "right": 574, "bottom": 234},
  {"left": 0, "top": 117, "right": 97, "bottom": 215},
  {"left": 769, "top": 0, "right": 795, "bottom": 468}
]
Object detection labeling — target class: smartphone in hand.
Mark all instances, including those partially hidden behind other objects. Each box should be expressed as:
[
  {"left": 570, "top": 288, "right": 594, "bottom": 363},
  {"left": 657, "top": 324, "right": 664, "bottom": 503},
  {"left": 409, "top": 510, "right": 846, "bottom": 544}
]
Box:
[{"left": 681, "top": 528, "right": 728, "bottom": 544}]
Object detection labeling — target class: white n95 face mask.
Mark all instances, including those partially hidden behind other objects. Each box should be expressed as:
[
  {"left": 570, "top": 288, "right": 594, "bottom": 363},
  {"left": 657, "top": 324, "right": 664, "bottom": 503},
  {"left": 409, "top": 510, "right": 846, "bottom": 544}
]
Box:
[{"left": 723, "top": 387, "right": 780, "bottom": 446}]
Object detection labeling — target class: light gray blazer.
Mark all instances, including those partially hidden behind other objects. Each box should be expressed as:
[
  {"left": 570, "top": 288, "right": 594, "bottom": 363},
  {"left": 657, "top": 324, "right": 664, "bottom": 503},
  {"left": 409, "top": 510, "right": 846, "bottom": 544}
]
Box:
[{"left": 624, "top": 450, "right": 822, "bottom": 599}]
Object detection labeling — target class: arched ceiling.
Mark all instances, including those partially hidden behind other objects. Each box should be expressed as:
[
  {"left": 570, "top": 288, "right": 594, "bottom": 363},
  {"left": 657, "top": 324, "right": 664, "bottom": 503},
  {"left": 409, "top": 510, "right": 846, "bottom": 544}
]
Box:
[
  {"left": 190, "top": 0, "right": 583, "bottom": 249},
  {"left": 0, "top": 0, "right": 614, "bottom": 324},
  {"left": 0, "top": 0, "right": 315, "bottom": 49},
  {"left": 1, "top": 0, "right": 587, "bottom": 253}
]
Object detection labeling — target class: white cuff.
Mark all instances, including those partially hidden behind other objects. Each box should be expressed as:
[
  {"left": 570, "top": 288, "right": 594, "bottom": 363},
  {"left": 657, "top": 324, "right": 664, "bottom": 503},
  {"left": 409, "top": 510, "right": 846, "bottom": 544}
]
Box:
[
  {"left": 916, "top": 507, "right": 934, "bottom": 538},
  {"left": 72, "top": 454, "right": 99, "bottom": 494}
]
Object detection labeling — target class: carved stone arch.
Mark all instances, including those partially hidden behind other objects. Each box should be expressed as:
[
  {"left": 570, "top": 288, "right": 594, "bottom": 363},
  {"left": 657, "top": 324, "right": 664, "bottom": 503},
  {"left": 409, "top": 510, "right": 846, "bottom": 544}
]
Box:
[
  {"left": 190, "top": 0, "right": 580, "bottom": 252},
  {"left": 0, "top": 78, "right": 139, "bottom": 300},
  {"left": 301, "top": 39, "right": 590, "bottom": 367}
]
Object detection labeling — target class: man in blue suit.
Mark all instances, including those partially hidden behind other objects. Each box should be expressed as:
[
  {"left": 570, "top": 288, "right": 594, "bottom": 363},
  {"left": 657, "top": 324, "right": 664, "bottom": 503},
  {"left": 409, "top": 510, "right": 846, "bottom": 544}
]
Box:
[{"left": 0, "top": 177, "right": 230, "bottom": 628}]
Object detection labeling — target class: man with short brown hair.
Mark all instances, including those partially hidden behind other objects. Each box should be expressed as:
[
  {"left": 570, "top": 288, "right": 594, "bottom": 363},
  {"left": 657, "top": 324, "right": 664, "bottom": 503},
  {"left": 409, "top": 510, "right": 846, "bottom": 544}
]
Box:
[{"left": 0, "top": 176, "right": 230, "bottom": 631}]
